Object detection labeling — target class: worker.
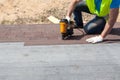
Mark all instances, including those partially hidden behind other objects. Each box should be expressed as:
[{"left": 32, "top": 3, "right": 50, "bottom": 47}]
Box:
[{"left": 65, "top": 0, "right": 120, "bottom": 43}]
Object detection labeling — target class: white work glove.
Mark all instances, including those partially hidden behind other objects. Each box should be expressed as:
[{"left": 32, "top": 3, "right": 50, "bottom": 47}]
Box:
[
  {"left": 65, "top": 16, "right": 70, "bottom": 22},
  {"left": 86, "top": 35, "right": 103, "bottom": 43}
]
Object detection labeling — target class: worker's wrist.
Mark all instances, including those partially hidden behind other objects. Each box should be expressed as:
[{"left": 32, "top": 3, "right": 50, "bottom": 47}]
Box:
[{"left": 100, "top": 34, "right": 105, "bottom": 39}]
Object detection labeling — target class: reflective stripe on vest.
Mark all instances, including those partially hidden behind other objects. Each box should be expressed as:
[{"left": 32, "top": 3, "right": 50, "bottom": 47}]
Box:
[{"left": 86, "top": 0, "right": 112, "bottom": 17}]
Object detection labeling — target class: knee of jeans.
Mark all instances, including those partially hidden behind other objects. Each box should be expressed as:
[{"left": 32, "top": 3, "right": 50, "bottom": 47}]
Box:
[
  {"left": 84, "top": 25, "right": 103, "bottom": 34},
  {"left": 83, "top": 26, "right": 96, "bottom": 34}
]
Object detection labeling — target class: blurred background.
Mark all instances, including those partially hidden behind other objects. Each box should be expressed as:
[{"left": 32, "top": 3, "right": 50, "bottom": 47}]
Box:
[{"left": 0, "top": 0, "right": 119, "bottom": 25}]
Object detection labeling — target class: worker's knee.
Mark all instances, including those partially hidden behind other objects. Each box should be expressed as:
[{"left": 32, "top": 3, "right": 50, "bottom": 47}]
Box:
[
  {"left": 84, "top": 16, "right": 106, "bottom": 34},
  {"left": 84, "top": 25, "right": 96, "bottom": 34},
  {"left": 83, "top": 23, "right": 103, "bottom": 34}
]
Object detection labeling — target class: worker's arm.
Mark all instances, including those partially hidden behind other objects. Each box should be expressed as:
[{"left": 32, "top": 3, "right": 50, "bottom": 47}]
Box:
[
  {"left": 86, "top": 8, "right": 119, "bottom": 43},
  {"left": 101, "top": 8, "right": 119, "bottom": 38},
  {"left": 66, "top": 0, "right": 82, "bottom": 21}
]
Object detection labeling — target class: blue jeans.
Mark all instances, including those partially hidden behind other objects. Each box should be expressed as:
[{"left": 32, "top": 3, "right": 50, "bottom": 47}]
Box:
[{"left": 73, "top": 1, "right": 106, "bottom": 34}]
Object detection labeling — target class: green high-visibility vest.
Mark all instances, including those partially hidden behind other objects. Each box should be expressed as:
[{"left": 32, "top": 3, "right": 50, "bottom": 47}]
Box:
[{"left": 86, "top": 0, "right": 112, "bottom": 17}]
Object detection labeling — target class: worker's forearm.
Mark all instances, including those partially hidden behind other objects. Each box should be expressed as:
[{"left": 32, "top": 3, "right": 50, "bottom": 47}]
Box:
[
  {"left": 101, "top": 8, "right": 119, "bottom": 38},
  {"left": 66, "top": 0, "right": 81, "bottom": 17}
]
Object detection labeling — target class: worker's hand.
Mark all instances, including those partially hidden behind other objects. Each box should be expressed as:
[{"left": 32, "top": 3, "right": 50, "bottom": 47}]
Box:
[
  {"left": 86, "top": 35, "right": 103, "bottom": 43},
  {"left": 65, "top": 16, "right": 70, "bottom": 22}
]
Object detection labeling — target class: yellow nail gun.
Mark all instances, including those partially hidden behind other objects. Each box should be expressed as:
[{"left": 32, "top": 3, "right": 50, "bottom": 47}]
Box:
[{"left": 60, "top": 19, "right": 74, "bottom": 40}]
